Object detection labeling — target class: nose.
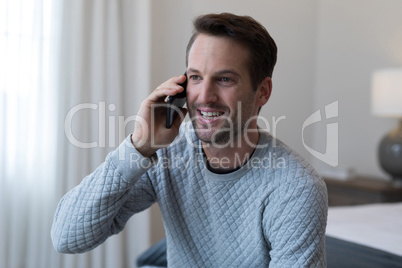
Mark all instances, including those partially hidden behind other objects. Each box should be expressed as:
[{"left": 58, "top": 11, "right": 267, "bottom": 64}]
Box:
[{"left": 197, "top": 80, "right": 218, "bottom": 104}]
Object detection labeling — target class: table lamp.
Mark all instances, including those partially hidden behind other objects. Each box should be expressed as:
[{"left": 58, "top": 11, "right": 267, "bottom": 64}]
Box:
[{"left": 371, "top": 68, "right": 402, "bottom": 181}]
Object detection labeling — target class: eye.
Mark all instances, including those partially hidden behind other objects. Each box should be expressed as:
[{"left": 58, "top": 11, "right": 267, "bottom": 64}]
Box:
[
  {"left": 217, "top": 76, "right": 236, "bottom": 86},
  {"left": 189, "top": 75, "right": 201, "bottom": 81}
]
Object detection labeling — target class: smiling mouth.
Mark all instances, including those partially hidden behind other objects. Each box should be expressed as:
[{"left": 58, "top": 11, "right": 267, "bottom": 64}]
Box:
[{"left": 199, "top": 110, "right": 224, "bottom": 120}]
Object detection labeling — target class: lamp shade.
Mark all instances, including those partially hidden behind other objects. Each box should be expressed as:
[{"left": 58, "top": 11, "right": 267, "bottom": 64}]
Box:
[{"left": 371, "top": 68, "right": 402, "bottom": 117}]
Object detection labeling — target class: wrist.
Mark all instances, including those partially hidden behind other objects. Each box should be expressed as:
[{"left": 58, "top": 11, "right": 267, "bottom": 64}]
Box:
[{"left": 130, "top": 134, "right": 157, "bottom": 158}]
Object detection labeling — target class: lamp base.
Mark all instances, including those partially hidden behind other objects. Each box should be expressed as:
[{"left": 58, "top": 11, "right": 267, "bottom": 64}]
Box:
[{"left": 378, "top": 119, "right": 402, "bottom": 182}]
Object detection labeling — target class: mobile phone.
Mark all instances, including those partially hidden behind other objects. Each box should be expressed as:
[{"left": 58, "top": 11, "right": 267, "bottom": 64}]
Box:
[{"left": 166, "top": 73, "right": 187, "bottom": 128}]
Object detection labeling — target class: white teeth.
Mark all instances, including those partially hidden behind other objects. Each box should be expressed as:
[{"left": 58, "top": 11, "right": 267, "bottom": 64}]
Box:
[{"left": 200, "top": 111, "right": 222, "bottom": 119}]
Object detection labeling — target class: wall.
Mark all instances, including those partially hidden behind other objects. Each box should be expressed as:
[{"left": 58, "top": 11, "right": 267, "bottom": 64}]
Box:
[{"left": 312, "top": 0, "right": 402, "bottom": 178}]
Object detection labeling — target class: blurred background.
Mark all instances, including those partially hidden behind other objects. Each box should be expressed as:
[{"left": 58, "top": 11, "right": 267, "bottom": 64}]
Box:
[{"left": 1, "top": 0, "right": 401, "bottom": 267}]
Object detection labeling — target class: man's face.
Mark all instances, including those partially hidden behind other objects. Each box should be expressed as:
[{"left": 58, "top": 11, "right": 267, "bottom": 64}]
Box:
[{"left": 186, "top": 34, "right": 260, "bottom": 145}]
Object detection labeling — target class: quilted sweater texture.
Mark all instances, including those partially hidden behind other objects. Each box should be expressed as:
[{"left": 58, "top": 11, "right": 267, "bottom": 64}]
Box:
[{"left": 51, "top": 122, "right": 328, "bottom": 267}]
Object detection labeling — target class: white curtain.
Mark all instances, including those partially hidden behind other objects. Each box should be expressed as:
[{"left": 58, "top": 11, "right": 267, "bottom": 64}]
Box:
[
  {"left": 0, "top": 0, "right": 153, "bottom": 267},
  {"left": 0, "top": 0, "right": 61, "bottom": 267}
]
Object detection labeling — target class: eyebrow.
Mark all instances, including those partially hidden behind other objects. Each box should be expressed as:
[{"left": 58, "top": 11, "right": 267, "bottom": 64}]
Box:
[{"left": 187, "top": 68, "right": 241, "bottom": 78}]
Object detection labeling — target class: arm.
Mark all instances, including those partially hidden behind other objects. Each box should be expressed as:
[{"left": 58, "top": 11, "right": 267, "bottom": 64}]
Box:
[
  {"left": 51, "top": 137, "right": 157, "bottom": 253},
  {"left": 263, "top": 175, "right": 328, "bottom": 267},
  {"left": 51, "top": 75, "right": 187, "bottom": 253}
]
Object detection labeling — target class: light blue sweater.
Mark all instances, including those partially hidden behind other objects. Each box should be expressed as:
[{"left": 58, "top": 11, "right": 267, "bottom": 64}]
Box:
[{"left": 51, "top": 122, "right": 328, "bottom": 267}]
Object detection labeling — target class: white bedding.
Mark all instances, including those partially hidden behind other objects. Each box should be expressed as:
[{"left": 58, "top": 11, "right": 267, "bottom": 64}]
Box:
[{"left": 326, "top": 202, "right": 402, "bottom": 256}]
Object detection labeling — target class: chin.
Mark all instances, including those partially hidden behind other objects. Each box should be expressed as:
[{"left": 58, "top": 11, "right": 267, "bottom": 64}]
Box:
[{"left": 195, "top": 128, "right": 237, "bottom": 146}]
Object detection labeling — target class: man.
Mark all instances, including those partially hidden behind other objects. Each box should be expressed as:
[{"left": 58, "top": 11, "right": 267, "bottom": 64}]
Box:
[{"left": 52, "top": 13, "right": 328, "bottom": 267}]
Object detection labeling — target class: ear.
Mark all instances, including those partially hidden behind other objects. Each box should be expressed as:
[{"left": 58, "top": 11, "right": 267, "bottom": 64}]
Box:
[{"left": 255, "top": 77, "right": 272, "bottom": 107}]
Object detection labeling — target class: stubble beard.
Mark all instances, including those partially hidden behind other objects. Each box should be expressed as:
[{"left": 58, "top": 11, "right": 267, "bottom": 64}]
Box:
[{"left": 188, "top": 100, "right": 255, "bottom": 146}]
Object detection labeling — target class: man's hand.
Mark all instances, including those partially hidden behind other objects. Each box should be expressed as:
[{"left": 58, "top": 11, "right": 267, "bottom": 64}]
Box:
[{"left": 131, "top": 75, "right": 187, "bottom": 157}]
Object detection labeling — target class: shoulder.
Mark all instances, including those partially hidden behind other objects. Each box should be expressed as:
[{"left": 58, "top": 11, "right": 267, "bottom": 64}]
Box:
[
  {"left": 260, "top": 132, "right": 328, "bottom": 232},
  {"left": 256, "top": 130, "right": 327, "bottom": 197}
]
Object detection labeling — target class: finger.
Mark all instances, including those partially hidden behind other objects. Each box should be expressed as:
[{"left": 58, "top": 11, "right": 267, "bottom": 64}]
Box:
[
  {"left": 148, "top": 75, "right": 186, "bottom": 103},
  {"left": 159, "top": 75, "right": 186, "bottom": 93},
  {"left": 158, "top": 75, "right": 186, "bottom": 90},
  {"left": 145, "top": 85, "right": 184, "bottom": 105},
  {"left": 171, "top": 74, "right": 187, "bottom": 84}
]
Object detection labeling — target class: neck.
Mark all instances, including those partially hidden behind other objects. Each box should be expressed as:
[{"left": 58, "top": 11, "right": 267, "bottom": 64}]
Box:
[{"left": 202, "top": 130, "right": 259, "bottom": 171}]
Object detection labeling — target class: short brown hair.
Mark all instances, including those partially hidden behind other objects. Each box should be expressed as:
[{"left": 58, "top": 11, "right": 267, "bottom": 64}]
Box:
[{"left": 186, "top": 13, "right": 277, "bottom": 90}]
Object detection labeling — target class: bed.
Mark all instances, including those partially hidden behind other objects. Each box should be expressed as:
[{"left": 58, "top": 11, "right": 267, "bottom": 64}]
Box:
[{"left": 326, "top": 202, "right": 402, "bottom": 268}]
